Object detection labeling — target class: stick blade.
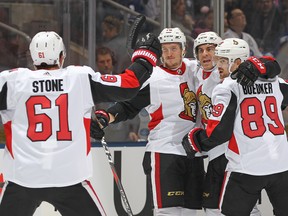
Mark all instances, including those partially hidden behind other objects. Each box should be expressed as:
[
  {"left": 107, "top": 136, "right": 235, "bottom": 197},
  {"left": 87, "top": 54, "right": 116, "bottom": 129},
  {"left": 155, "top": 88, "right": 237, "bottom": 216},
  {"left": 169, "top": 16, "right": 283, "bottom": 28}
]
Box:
[{"left": 126, "top": 15, "right": 146, "bottom": 50}]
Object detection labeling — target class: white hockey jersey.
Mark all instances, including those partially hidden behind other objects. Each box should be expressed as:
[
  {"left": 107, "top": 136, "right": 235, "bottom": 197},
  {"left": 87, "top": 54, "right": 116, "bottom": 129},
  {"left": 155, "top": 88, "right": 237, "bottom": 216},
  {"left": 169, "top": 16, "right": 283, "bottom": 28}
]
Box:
[
  {"left": 0, "top": 64, "right": 150, "bottom": 187},
  {"left": 197, "top": 76, "right": 288, "bottom": 175},
  {"left": 196, "top": 67, "right": 227, "bottom": 161},
  {"left": 109, "top": 58, "right": 201, "bottom": 156}
]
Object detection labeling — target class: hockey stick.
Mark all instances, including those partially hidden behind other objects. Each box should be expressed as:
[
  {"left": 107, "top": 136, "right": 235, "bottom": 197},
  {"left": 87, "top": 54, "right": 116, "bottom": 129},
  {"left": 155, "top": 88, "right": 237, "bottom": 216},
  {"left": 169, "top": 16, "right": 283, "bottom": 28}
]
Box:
[
  {"left": 100, "top": 137, "right": 133, "bottom": 216},
  {"left": 126, "top": 14, "right": 146, "bottom": 57}
]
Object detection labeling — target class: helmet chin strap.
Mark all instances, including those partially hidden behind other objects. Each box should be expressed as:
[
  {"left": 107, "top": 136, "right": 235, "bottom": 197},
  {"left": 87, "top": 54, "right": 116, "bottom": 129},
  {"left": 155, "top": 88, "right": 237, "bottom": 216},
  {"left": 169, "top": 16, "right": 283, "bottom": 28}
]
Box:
[
  {"left": 58, "top": 55, "right": 66, "bottom": 68},
  {"left": 228, "top": 63, "right": 233, "bottom": 74},
  {"left": 182, "top": 49, "right": 186, "bottom": 58}
]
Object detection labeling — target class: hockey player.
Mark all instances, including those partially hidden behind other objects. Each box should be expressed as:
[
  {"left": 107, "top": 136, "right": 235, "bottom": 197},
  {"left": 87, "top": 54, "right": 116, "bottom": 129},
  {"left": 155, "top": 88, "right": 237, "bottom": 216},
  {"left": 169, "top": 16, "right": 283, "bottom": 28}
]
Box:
[
  {"left": 182, "top": 43, "right": 288, "bottom": 215},
  {"left": 193, "top": 37, "right": 262, "bottom": 216},
  {"left": 91, "top": 27, "right": 205, "bottom": 216},
  {"left": 193, "top": 31, "right": 222, "bottom": 132},
  {"left": 0, "top": 31, "right": 161, "bottom": 216}
]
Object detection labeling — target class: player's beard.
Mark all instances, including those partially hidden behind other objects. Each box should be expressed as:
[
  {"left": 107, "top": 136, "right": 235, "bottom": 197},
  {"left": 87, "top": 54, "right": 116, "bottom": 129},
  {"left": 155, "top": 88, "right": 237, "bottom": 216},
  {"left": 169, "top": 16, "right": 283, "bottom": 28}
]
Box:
[{"left": 163, "top": 56, "right": 182, "bottom": 70}]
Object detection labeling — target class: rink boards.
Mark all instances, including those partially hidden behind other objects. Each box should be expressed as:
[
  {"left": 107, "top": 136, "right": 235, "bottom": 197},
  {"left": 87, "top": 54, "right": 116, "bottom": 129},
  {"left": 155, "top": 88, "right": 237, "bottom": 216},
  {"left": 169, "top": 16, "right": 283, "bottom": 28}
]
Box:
[{"left": 0, "top": 142, "right": 273, "bottom": 216}]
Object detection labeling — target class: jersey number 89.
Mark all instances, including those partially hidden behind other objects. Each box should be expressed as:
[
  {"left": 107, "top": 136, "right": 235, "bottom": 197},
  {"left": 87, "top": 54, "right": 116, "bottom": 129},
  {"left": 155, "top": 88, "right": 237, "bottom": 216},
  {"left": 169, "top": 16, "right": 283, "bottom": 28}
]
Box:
[{"left": 240, "top": 96, "right": 284, "bottom": 138}]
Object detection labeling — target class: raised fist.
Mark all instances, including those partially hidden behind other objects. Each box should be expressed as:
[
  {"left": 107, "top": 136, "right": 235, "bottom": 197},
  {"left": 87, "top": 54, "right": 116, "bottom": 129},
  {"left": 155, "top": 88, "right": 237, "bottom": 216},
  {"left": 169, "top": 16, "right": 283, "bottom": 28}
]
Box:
[{"left": 131, "top": 33, "right": 162, "bottom": 67}]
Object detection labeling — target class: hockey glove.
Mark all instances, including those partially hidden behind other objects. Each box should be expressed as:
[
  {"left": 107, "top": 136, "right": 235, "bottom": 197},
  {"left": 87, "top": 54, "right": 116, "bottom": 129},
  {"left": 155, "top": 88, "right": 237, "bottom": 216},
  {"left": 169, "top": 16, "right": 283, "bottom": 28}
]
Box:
[
  {"left": 90, "top": 110, "right": 110, "bottom": 141},
  {"left": 231, "top": 56, "right": 281, "bottom": 87},
  {"left": 258, "top": 56, "right": 281, "bottom": 78},
  {"left": 131, "top": 33, "right": 162, "bottom": 67},
  {"left": 95, "top": 109, "right": 110, "bottom": 128},
  {"left": 182, "top": 128, "right": 203, "bottom": 159},
  {"left": 231, "top": 56, "right": 265, "bottom": 87},
  {"left": 90, "top": 119, "right": 105, "bottom": 141}
]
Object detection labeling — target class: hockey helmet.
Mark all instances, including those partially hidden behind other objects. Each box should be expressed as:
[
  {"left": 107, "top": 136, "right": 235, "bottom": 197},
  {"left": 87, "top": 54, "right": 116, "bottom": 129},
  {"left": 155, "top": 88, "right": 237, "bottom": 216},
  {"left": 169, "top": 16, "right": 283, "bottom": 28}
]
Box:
[
  {"left": 29, "top": 31, "right": 66, "bottom": 67},
  {"left": 215, "top": 38, "right": 249, "bottom": 64},
  {"left": 194, "top": 31, "right": 222, "bottom": 59},
  {"left": 158, "top": 28, "right": 186, "bottom": 51}
]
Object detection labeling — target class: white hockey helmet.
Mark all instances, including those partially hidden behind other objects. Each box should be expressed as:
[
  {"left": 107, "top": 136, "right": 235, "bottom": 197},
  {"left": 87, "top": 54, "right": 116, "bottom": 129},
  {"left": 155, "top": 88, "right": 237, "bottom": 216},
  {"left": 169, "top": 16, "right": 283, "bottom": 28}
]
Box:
[
  {"left": 215, "top": 38, "right": 249, "bottom": 64},
  {"left": 193, "top": 31, "right": 222, "bottom": 59},
  {"left": 158, "top": 27, "right": 186, "bottom": 51},
  {"left": 29, "top": 31, "right": 66, "bottom": 67}
]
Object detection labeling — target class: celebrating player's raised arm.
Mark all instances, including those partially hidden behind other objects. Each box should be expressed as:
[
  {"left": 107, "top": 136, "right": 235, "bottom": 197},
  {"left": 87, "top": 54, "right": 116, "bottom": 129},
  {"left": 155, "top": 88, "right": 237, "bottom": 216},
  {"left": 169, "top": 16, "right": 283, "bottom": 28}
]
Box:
[{"left": 89, "top": 33, "right": 161, "bottom": 103}]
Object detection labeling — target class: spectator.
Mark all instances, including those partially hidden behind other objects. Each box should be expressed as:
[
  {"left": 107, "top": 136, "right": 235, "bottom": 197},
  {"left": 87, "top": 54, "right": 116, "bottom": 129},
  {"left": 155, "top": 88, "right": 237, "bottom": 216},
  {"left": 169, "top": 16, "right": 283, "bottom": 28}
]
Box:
[
  {"left": 224, "top": 11, "right": 229, "bottom": 32},
  {"left": 277, "top": 36, "right": 288, "bottom": 79},
  {"left": 101, "top": 15, "right": 130, "bottom": 73},
  {"left": 193, "top": 0, "right": 211, "bottom": 19},
  {"left": 0, "top": 29, "right": 23, "bottom": 70},
  {"left": 224, "top": 8, "right": 262, "bottom": 57},
  {"left": 95, "top": 46, "right": 115, "bottom": 74},
  {"left": 192, "top": 10, "right": 214, "bottom": 38},
  {"left": 245, "top": 0, "right": 284, "bottom": 55},
  {"left": 171, "top": 0, "right": 195, "bottom": 35},
  {"left": 143, "top": 0, "right": 160, "bottom": 21},
  {"left": 281, "top": 0, "right": 288, "bottom": 34}
]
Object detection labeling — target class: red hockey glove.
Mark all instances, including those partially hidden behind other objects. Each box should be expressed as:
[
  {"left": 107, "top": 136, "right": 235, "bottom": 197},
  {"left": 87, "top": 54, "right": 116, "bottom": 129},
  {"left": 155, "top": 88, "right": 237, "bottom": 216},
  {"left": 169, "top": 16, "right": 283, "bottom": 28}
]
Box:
[
  {"left": 182, "top": 128, "right": 203, "bottom": 159},
  {"left": 258, "top": 56, "right": 281, "bottom": 78},
  {"left": 131, "top": 33, "right": 161, "bottom": 67}
]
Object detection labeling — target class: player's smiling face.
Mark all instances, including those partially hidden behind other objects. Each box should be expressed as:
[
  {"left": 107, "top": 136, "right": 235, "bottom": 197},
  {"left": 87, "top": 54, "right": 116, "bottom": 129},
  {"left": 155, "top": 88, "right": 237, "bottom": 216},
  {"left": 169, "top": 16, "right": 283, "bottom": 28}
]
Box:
[
  {"left": 197, "top": 44, "right": 216, "bottom": 71},
  {"left": 161, "top": 43, "right": 183, "bottom": 69}
]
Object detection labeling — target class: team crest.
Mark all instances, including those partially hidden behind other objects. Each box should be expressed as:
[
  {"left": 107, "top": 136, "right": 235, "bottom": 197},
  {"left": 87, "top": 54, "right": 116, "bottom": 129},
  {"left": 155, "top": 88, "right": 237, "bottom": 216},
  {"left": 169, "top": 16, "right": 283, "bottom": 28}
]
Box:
[
  {"left": 198, "top": 91, "right": 212, "bottom": 123},
  {"left": 179, "top": 82, "right": 197, "bottom": 122}
]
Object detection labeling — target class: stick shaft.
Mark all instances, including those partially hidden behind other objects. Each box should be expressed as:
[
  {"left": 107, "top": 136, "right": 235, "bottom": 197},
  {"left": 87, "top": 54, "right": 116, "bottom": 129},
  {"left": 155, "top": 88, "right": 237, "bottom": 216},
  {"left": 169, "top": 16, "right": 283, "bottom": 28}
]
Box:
[{"left": 101, "top": 137, "right": 133, "bottom": 216}]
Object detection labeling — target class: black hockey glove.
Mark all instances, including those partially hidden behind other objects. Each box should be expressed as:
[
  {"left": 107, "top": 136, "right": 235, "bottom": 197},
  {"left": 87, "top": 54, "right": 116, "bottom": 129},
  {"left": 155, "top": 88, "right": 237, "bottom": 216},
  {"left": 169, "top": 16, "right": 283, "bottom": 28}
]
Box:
[
  {"left": 90, "top": 110, "right": 110, "bottom": 141},
  {"left": 182, "top": 128, "right": 203, "bottom": 159},
  {"left": 131, "top": 33, "right": 162, "bottom": 67},
  {"left": 90, "top": 119, "right": 105, "bottom": 141},
  {"left": 231, "top": 56, "right": 281, "bottom": 87},
  {"left": 95, "top": 110, "right": 110, "bottom": 128}
]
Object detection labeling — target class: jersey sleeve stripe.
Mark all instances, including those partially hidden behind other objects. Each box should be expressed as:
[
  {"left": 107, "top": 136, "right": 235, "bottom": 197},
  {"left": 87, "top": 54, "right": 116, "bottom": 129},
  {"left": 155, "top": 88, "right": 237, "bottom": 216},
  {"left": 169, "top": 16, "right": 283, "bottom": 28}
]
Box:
[{"left": 119, "top": 69, "right": 141, "bottom": 88}]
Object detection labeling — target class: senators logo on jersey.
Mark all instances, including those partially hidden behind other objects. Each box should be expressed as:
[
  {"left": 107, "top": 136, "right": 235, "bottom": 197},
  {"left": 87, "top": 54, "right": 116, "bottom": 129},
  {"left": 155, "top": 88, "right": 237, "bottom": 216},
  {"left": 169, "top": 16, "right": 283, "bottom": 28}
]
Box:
[
  {"left": 179, "top": 82, "right": 197, "bottom": 122},
  {"left": 198, "top": 91, "right": 212, "bottom": 124}
]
